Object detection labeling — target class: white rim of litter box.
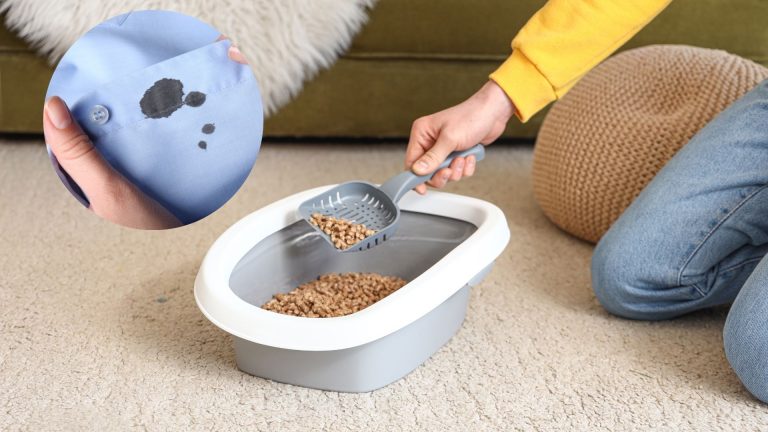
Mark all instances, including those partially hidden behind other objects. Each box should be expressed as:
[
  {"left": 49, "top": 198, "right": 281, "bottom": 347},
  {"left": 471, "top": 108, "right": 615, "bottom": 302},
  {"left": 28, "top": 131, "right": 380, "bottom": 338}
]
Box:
[{"left": 194, "top": 187, "right": 510, "bottom": 351}]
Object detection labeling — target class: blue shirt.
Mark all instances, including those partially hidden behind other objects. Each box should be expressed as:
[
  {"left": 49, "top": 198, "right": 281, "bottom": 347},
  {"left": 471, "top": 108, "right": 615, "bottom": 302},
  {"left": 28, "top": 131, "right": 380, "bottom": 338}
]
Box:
[{"left": 47, "top": 10, "right": 263, "bottom": 225}]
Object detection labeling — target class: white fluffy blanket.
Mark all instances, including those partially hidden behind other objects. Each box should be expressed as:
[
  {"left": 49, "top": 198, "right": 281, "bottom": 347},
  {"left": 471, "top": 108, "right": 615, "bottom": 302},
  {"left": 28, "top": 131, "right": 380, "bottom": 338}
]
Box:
[{"left": 0, "top": 0, "right": 375, "bottom": 115}]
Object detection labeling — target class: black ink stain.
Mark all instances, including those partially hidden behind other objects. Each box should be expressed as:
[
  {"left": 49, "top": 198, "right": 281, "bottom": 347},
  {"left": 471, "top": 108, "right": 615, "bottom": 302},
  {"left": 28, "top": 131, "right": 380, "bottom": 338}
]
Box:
[
  {"left": 185, "top": 92, "right": 206, "bottom": 107},
  {"left": 140, "top": 78, "right": 184, "bottom": 119},
  {"left": 140, "top": 78, "right": 208, "bottom": 119},
  {"left": 139, "top": 79, "right": 212, "bottom": 150}
]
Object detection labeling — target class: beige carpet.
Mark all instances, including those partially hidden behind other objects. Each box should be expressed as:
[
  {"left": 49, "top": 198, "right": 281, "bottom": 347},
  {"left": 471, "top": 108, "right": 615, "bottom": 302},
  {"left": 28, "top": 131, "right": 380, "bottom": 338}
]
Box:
[{"left": 1, "top": 139, "right": 767, "bottom": 431}]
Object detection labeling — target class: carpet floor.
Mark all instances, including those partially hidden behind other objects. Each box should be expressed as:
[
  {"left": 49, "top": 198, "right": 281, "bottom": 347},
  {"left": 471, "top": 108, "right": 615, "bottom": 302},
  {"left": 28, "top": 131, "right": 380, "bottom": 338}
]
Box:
[{"left": 1, "top": 139, "right": 767, "bottom": 431}]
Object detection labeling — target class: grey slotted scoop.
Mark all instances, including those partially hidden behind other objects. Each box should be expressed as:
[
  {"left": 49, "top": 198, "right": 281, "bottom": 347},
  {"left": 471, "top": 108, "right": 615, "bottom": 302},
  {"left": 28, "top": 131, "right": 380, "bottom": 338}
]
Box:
[{"left": 299, "top": 144, "right": 486, "bottom": 252}]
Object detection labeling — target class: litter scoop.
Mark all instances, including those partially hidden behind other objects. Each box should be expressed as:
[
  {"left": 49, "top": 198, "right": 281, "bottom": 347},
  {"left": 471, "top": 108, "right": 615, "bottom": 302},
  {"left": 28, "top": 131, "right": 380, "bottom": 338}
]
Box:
[{"left": 298, "top": 144, "right": 486, "bottom": 252}]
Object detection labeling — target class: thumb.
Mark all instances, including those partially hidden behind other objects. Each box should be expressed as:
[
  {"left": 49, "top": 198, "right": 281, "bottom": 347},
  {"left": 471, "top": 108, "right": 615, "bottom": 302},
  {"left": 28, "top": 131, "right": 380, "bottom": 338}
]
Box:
[
  {"left": 412, "top": 133, "right": 457, "bottom": 176},
  {"left": 43, "top": 97, "right": 181, "bottom": 229},
  {"left": 43, "top": 96, "right": 121, "bottom": 202}
]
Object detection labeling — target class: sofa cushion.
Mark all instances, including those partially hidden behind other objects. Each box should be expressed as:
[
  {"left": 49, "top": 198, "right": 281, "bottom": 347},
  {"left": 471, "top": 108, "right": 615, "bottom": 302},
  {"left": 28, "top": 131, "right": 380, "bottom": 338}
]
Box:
[
  {"left": 2, "top": 1, "right": 767, "bottom": 136},
  {"left": 263, "top": 57, "right": 547, "bottom": 138},
  {"left": 350, "top": 0, "right": 768, "bottom": 68},
  {"left": 0, "top": 22, "right": 52, "bottom": 133}
]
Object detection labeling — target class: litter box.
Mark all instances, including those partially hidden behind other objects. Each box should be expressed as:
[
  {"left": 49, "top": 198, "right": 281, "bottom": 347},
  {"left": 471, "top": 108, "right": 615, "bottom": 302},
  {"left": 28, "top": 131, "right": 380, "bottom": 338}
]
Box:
[{"left": 194, "top": 186, "right": 510, "bottom": 392}]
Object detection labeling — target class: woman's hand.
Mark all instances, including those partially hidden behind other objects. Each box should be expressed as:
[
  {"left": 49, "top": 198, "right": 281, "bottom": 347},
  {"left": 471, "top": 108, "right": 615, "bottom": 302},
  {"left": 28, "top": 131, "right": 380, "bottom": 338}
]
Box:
[
  {"left": 405, "top": 80, "right": 515, "bottom": 193},
  {"left": 43, "top": 96, "right": 182, "bottom": 229}
]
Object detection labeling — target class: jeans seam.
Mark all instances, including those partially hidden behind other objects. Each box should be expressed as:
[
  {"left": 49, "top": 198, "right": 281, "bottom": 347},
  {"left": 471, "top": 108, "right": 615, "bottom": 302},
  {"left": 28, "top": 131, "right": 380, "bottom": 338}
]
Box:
[
  {"left": 689, "top": 283, "right": 706, "bottom": 297},
  {"left": 676, "top": 184, "right": 768, "bottom": 288},
  {"left": 720, "top": 256, "right": 765, "bottom": 274}
]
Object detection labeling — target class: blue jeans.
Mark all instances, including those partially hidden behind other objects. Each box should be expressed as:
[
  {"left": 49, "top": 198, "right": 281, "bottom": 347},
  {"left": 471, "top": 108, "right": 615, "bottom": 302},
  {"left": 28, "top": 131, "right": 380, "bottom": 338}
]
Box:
[{"left": 592, "top": 79, "right": 768, "bottom": 402}]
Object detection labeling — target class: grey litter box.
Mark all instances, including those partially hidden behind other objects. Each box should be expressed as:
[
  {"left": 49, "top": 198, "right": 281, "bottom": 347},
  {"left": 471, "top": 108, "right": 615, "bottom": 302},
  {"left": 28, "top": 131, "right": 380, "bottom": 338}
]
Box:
[{"left": 195, "top": 186, "right": 509, "bottom": 392}]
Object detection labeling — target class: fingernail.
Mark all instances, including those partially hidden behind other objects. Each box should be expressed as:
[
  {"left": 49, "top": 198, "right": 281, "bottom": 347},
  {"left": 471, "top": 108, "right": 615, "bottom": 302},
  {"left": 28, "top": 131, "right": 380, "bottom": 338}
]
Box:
[
  {"left": 229, "top": 45, "right": 242, "bottom": 57},
  {"left": 416, "top": 160, "right": 429, "bottom": 171},
  {"left": 45, "top": 97, "right": 72, "bottom": 130}
]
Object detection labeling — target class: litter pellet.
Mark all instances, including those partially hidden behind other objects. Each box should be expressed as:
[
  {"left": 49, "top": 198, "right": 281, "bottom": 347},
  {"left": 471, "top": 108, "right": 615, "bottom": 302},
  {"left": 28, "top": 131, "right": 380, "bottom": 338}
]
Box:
[
  {"left": 261, "top": 272, "right": 407, "bottom": 318},
  {"left": 309, "top": 213, "right": 376, "bottom": 250}
]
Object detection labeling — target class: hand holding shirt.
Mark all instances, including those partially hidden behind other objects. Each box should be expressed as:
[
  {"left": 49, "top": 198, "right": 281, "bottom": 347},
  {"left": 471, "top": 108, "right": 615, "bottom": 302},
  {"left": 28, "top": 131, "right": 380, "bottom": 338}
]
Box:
[{"left": 46, "top": 10, "right": 263, "bottom": 226}]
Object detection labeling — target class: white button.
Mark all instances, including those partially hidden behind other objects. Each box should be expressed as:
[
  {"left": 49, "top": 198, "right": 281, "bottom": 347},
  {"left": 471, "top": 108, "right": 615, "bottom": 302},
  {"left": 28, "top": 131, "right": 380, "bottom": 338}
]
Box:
[{"left": 90, "top": 105, "right": 109, "bottom": 125}]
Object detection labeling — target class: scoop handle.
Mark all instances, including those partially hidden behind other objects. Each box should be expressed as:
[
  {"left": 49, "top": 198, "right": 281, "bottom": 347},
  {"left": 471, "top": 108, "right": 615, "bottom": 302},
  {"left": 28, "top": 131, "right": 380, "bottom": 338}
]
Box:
[{"left": 380, "top": 144, "right": 486, "bottom": 203}]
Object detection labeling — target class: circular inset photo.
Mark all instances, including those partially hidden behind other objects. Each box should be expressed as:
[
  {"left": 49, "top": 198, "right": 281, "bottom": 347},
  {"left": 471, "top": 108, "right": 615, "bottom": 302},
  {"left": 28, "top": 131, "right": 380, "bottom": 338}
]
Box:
[{"left": 43, "top": 10, "right": 263, "bottom": 229}]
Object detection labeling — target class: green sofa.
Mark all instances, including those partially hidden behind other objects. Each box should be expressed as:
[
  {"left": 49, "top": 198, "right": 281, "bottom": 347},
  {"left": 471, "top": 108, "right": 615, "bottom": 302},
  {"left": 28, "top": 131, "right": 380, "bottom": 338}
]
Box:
[{"left": 2, "top": 0, "right": 767, "bottom": 137}]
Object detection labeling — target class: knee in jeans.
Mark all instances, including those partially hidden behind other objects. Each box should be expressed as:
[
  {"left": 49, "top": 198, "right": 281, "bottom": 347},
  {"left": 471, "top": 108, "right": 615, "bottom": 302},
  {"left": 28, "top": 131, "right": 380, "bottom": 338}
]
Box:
[
  {"left": 724, "top": 310, "right": 768, "bottom": 403},
  {"left": 591, "top": 234, "right": 662, "bottom": 320},
  {"left": 592, "top": 236, "right": 639, "bottom": 317}
]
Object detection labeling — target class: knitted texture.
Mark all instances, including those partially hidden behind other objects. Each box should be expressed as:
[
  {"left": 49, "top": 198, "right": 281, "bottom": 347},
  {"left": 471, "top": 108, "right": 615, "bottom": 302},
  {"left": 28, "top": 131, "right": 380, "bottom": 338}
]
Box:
[{"left": 532, "top": 45, "right": 768, "bottom": 243}]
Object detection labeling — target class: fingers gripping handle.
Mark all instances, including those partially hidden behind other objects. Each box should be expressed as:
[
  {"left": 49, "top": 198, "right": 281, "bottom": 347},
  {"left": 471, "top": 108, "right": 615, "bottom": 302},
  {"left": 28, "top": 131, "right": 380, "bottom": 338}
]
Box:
[{"left": 380, "top": 144, "right": 486, "bottom": 203}]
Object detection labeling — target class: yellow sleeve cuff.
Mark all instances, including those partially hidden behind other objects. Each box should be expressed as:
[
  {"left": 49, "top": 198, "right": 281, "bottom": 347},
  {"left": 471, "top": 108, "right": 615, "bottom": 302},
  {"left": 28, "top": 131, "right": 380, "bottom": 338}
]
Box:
[{"left": 489, "top": 50, "right": 557, "bottom": 123}]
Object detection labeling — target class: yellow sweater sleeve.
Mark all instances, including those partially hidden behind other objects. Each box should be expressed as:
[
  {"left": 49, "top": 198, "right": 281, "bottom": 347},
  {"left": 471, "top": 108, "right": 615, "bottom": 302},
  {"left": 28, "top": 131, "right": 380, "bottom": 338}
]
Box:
[{"left": 489, "top": 0, "right": 672, "bottom": 122}]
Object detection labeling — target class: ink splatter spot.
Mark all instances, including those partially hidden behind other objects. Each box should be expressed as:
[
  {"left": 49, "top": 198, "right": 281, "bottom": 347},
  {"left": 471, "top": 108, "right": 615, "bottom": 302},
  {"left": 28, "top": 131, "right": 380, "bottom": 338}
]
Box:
[
  {"left": 202, "top": 123, "right": 215, "bottom": 134},
  {"left": 185, "top": 91, "right": 206, "bottom": 107},
  {"left": 140, "top": 78, "right": 208, "bottom": 118},
  {"left": 140, "top": 78, "right": 184, "bottom": 119},
  {"left": 198, "top": 141, "right": 207, "bottom": 150}
]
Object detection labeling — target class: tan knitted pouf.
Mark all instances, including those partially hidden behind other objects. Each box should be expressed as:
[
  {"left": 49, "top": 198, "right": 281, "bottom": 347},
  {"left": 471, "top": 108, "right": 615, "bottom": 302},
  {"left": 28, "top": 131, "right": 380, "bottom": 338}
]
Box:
[{"left": 532, "top": 45, "right": 768, "bottom": 243}]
